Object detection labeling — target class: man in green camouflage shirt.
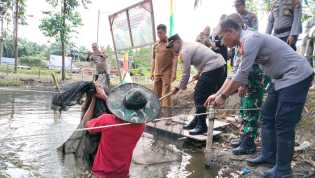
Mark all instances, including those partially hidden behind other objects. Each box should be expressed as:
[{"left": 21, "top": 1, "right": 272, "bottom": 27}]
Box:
[{"left": 229, "top": 3, "right": 265, "bottom": 155}]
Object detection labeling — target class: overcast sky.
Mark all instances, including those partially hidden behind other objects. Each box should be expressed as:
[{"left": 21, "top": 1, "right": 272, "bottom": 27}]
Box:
[{"left": 19, "top": 0, "right": 268, "bottom": 49}]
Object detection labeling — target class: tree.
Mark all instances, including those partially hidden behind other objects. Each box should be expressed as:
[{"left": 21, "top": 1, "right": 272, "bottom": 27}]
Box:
[
  {"left": 3, "top": 35, "right": 14, "bottom": 58},
  {"left": 78, "top": 45, "right": 88, "bottom": 61},
  {"left": 39, "top": 0, "right": 90, "bottom": 80},
  {"left": 0, "top": 0, "right": 26, "bottom": 70},
  {"left": 13, "top": 0, "right": 27, "bottom": 72},
  {"left": 1, "top": 35, "right": 49, "bottom": 67},
  {"left": 3, "top": 35, "right": 47, "bottom": 57},
  {"left": 302, "top": 0, "right": 315, "bottom": 22}
]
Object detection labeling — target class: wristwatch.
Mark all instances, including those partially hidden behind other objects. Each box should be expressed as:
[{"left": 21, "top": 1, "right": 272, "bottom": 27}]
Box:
[{"left": 220, "top": 93, "right": 228, "bottom": 100}]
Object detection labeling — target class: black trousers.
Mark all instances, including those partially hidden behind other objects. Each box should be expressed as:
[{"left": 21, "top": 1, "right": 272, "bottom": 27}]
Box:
[
  {"left": 279, "top": 36, "right": 297, "bottom": 51},
  {"left": 194, "top": 66, "right": 226, "bottom": 120}
]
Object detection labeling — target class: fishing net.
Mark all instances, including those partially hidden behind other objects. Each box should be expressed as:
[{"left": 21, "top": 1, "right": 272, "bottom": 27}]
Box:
[
  {"left": 52, "top": 81, "right": 111, "bottom": 168},
  {"left": 52, "top": 82, "right": 193, "bottom": 169},
  {"left": 51, "top": 81, "right": 96, "bottom": 111}
]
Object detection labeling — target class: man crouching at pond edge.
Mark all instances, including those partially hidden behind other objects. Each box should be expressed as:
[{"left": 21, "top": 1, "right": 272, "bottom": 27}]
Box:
[
  {"left": 169, "top": 34, "right": 226, "bottom": 135},
  {"left": 84, "top": 83, "right": 161, "bottom": 178},
  {"left": 204, "top": 18, "right": 314, "bottom": 178}
]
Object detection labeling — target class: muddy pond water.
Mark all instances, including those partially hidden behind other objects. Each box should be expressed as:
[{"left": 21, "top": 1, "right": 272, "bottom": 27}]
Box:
[{"left": 0, "top": 89, "right": 218, "bottom": 178}]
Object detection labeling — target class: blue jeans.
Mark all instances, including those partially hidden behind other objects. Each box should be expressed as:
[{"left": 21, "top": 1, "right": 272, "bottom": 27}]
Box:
[{"left": 261, "top": 73, "right": 314, "bottom": 174}]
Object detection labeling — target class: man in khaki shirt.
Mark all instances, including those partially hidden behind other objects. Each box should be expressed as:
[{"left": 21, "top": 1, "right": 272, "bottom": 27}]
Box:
[{"left": 151, "top": 24, "right": 177, "bottom": 107}]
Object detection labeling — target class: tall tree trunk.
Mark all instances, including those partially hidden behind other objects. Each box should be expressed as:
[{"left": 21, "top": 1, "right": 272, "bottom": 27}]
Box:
[
  {"left": 61, "top": 36, "right": 65, "bottom": 80},
  {"left": 61, "top": 0, "right": 66, "bottom": 80},
  {"left": 14, "top": 0, "right": 18, "bottom": 73},
  {"left": 0, "top": 17, "right": 4, "bottom": 64}
]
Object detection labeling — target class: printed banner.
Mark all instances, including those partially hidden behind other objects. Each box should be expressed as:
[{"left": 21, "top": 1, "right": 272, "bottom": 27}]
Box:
[{"left": 109, "top": 0, "right": 155, "bottom": 51}]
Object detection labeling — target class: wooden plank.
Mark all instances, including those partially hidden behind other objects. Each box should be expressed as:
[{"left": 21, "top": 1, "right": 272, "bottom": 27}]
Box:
[
  {"left": 181, "top": 130, "right": 221, "bottom": 141},
  {"left": 225, "top": 116, "right": 237, "bottom": 122},
  {"left": 147, "top": 119, "right": 222, "bottom": 141},
  {"left": 170, "top": 116, "right": 230, "bottom": 129}
]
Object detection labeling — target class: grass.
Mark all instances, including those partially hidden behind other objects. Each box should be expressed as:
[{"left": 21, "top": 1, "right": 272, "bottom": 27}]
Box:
[
  {"left": 0, "top": 64, "right": 74, "bottom": 82},
  {"left": 0, "top": 64, "right": 60, "bottom": 76},
  {"left": 0, "top": 79, "right": 23, "bottom": 87}
]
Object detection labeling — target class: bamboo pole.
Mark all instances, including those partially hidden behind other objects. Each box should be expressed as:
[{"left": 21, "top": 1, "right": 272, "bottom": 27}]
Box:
[{"left": 205, "top": 107, "right": 215, "bottom": 167}]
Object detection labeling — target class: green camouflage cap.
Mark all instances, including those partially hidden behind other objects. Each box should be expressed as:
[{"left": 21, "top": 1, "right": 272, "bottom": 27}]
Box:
[{"left": 106, "top": 83, "right": 161, "bottom": 123}]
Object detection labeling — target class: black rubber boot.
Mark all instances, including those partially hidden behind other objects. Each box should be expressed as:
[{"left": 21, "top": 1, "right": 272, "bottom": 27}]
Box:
[
  {"left": 247, "top": 129, "right": 276, "bottom": 167},
  {"left": 230, "top": 139, "right": 241, "bottom": 148},
  {"left": 189, "top": 118, "right": 208, "bottom": 135},
  {"left": 263, "top": 127, "right": 296, "bottom": 178},
  {"left": 183, "top": 117, "right": 198, "bottom": 130},
  {"left": 247, "top": 155, "right": 275, "bottom": 168},
  {"left": 263, "top": 166, "right": 293, "bottom": 178},
  {"left": 232, "top": 134, "right": 256, "bottom": 155},
  {"left": 230, "top": 134, "right": 245, "bottom": 148}
]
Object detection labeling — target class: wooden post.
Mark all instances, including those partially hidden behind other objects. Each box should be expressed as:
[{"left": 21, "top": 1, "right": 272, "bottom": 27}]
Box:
[{"left": 205, "top": 107, "right": 215, "bottom": 167}]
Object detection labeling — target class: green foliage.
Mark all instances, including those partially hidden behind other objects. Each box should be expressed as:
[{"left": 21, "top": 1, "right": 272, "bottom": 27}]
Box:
[
  {"left": 77, "top": 45, "right": 88, "bottom": 61},
  {"left": 131, "top": 68, "right": 145, "bottom": 76},
  {"left": 104, "top": 45, "right": 114, "bottom": 63},
  {"left": 48, "top": 41, "right": 87, "bottom": 61},
  {"left": 0, "top": 64, "right": 59, "bottom": 76},
  {"left": 17, "top": 0, "right": 27, "bottom": 25},
  {"left": 103, "top": 46, "right": 152, "bottom": 76},
  {"left": 132, "top": 47, "right": 152, "bottom": 76},
  {"left": 263, "top": 0, "right": 272, "bottom": 11},
  {"left": 133, "top": 47, "right": 152, "bottom": 68},
  {"left": 20, "top": 55, "right": 47, "bottom": 67},
  {"left": 3, "top": 36, "right": 15, "bottom": 58},
  {"left": 49, "top": 41, "right": 65, "bottom": 56},
  {"left": 246, "top": 0, "right": 258, "bottom": 14},
  {"left": 1, "top": 0, "right": 27, "bottom": 25},
  {"left": 2, "top": 36, "right": 48, "bottom": 59},
  {"left": 302, "top": 1, "right": 315, "bottom": 22},
  {"left": 39, "top": 0, "right": 90, "bottom": 48},
  {"left": 39, "top": 0, "right": 90, "bottom": 79},
  {"left": 39, "top": 12, "right": 82, "bottom": 43},
  {"left": 19, "top": 39, "right": 48, "bottom": 57}
]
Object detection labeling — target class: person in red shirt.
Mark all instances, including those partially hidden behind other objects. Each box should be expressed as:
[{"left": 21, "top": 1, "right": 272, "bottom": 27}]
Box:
[{"left": 84, "top": 83, "right": 161, "bottom": 178}]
